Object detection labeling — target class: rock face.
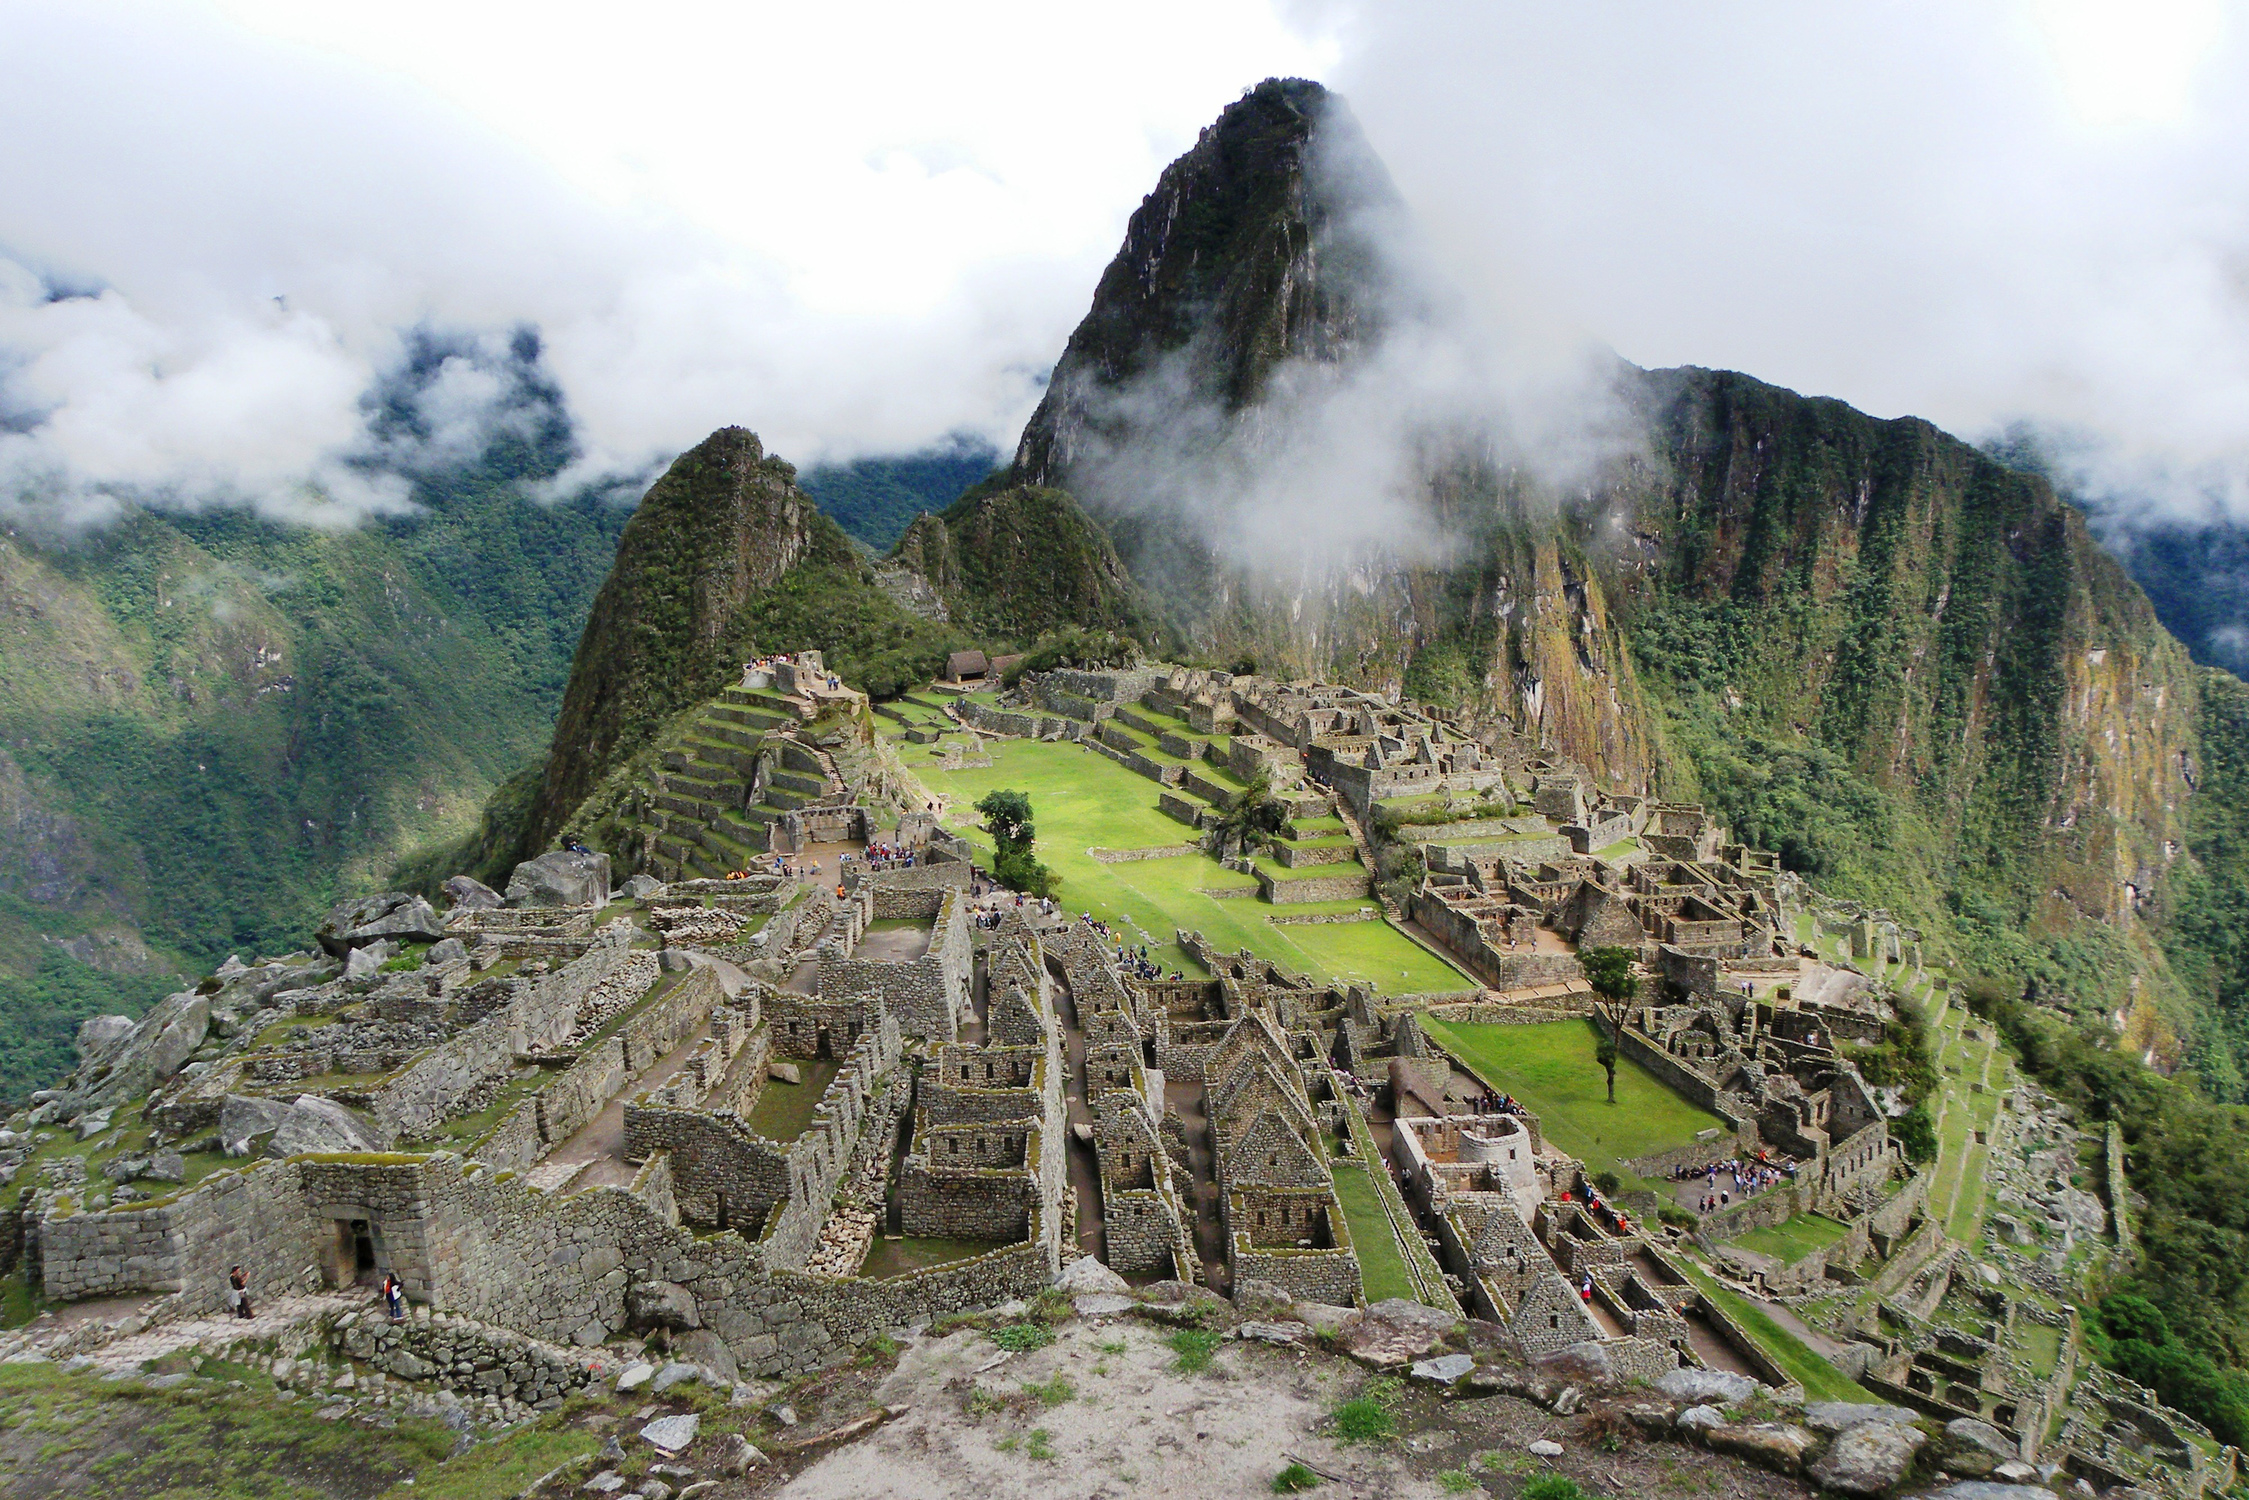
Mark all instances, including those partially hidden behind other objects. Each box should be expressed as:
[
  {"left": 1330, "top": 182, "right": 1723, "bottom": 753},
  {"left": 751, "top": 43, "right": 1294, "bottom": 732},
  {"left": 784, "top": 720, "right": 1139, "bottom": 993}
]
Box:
[
  {"left": 505, "top": 851, "right": 611, "bottom": 909},
  {"left": 1057, "top": 1256, "right": 1131, "bottom": 1296},
  {"left": 995, "top": 72, "right": 2212, "bottom": 1054},
  {"left": 316, "top": 892, "right": 446, "bottom": 956}
]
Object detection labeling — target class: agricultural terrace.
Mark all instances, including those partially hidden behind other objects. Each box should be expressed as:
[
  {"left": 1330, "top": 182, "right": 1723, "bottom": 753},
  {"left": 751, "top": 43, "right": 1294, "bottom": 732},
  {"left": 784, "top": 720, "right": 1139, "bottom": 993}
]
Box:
[
  {"left": 902, "top": 734, "right": 1472, "bottom": 992},
  {"left": 1422, "top": 1017, "right": 1728, "bottom": 1187}
]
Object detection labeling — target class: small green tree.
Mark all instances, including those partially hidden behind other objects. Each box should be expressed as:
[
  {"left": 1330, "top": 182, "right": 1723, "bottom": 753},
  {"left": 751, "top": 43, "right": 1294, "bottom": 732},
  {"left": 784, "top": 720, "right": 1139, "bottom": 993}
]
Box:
[
  {"left": 1207, "top": 772, "right": 1289, "bottom": 860},
  {"left": 976, "top": 788, "right": 1056, "bottom": 898},
  {"left": 1580, "top": 945, "right": 1640, "bottom": 1104}
]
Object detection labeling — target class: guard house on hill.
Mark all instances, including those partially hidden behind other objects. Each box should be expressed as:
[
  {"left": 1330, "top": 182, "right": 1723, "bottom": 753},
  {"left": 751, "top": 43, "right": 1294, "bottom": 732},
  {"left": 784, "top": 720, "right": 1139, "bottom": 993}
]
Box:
[{"left": 942, "top": 650, "right": 990, "bottom": 684}]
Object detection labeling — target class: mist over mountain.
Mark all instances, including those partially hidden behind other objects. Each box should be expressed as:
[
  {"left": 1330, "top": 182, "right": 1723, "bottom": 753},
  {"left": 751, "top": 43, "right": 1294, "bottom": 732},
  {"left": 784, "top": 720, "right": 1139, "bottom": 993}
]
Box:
[{"left": 798, "top": 437, "right": 1002, "bottom": 552}]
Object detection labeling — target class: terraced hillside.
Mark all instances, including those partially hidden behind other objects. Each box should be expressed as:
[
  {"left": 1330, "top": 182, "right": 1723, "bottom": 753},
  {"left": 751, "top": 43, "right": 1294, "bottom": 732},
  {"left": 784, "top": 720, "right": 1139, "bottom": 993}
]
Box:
[{"left": 555, "top": 681, "right": 859, "bottom": 882}]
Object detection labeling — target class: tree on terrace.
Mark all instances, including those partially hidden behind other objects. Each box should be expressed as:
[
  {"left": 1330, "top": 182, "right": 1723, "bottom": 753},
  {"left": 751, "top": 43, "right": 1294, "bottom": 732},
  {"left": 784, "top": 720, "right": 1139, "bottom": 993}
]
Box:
[
  {"left": 1581, "top": 945, "right": 1640, "bottom": 1105},
  {"left": 976, "top": 788, "right": 1056, "bottom": 898}
]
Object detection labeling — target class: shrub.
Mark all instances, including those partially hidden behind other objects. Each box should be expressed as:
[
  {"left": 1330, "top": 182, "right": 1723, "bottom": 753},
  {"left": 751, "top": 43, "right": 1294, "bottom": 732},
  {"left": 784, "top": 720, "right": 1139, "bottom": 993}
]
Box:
[
  {"left": 1332, "top": 1377, "right": 1401, "bottom": 1444},
  {"left": 1522, "top": 1478, "right": 1585, "bottom": 1500},
  {"left": 989, "top": 1322, "right": 1055, "bottom": 1353},
  {"left": 1273, "top": 1461, "right": 1322, "bottom": 1493},
  {"left": 1167, "top": 1327, "right": 1222, "bottom": 1373}
]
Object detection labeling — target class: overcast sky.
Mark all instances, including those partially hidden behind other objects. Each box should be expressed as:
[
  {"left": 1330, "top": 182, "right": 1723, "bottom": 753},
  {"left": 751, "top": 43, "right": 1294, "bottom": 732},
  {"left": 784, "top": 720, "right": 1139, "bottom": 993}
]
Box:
[{"left": 1, "top": 0, "right": 2244, "bottom": 526}]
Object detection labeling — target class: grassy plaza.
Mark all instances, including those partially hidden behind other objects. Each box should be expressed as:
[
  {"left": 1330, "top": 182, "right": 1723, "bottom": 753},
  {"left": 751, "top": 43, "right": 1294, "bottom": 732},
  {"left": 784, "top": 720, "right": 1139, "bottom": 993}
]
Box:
[
  {"left": 904, "top": 734, "right": 1472, "bottom": 992},
  {"left": 1421, "top": 1017, "right": 1728, "bottom": 1184}
]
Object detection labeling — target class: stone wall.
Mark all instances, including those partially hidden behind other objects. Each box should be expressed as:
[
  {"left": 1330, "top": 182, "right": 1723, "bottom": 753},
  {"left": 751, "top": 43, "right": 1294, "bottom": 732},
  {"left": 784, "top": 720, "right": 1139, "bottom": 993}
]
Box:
[
  {"left": 332, "top": 1306, "right": 599, "bottom": 1406},
  {"left": 39, "top": 1157, "right": 317, "bottom": 1307},
  {"left": 472, "top": 965, "right": 718, "bottom": 1175},
  {"left": 628, "top": 1008, "right": 901, "bottom": 1267},
  {"left": 817, "top": 891, "right": 969, "bottom": 1042},
  {"left": 1255, "top": 869, "right": 1373, "bottom": 904},
  {"left": 1618, "top": 1028, "right": 1749, "bottom": 1129},
  {"left": 864, "top": 863, "right": 971, "bottom": 904}
]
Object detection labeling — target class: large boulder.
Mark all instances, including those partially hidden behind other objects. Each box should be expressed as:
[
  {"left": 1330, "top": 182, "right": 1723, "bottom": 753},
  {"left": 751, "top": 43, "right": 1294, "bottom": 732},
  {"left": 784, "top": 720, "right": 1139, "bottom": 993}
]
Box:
[
  {"left": 442, "top": 875, "right": 505, "bottom": 911},
  {"left": 1057, "top": 1256, "right": 1131, "bottom": 1296},
  {"left": 75, "top": 1014, "right": 135, "bottom": 1060},
  {"left": 1657, "top": 1368, "right": 1761, "bottom": 1406},
  {"left": 627, "top": 1280, "right": 701, "bottom": 1331},
  {"left": 316, "top": 892, "right": 446, "bottom": 957},
  {"left": 1804, "top": 1402, "right": 1924, "bottom": 1436},
  {"left": 219, "top": 1094, "right": 381, "bottom": 1157},
  {"left": 1531, "top": 1340, "right": 1615, "bottom": 1388},
  {"left": 1706, "top": 1421, "right": 1819, "bottom": 1475},
  {"left": 1335, "top": 1298, "right": 1458, "bottom": 1369},
  {"left": 1811, "top": 1418, "right": 1929, "bottom": 1495},
  {"left": 505, "top": 850, "right": 611, "bottom": 909},
  {"left": 72, "top": 991, "right": 209, "bottom": 1113}
]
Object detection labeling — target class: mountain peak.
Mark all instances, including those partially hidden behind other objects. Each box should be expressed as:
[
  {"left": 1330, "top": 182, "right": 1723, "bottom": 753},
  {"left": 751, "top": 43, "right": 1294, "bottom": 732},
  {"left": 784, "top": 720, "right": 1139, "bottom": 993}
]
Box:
[{"left": 1012, "top": 78, "right": 1399, "bottom": 494}]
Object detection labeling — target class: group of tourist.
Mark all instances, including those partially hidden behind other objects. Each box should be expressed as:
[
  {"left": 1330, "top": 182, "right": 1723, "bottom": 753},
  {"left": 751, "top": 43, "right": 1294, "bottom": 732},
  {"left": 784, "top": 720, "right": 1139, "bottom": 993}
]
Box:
[
  {"left": 859, "top": 841, "right": 919, "bottom": 871},
  {"left": 1465, "top": 1090, "right": 1526, "bottom": 1118},
  {"left": 1677, "top": 1151, "right": 1797, "bottom": 1214},
  {"left": 1111, "top": 943, "right": 1180, "bottom": 983}
]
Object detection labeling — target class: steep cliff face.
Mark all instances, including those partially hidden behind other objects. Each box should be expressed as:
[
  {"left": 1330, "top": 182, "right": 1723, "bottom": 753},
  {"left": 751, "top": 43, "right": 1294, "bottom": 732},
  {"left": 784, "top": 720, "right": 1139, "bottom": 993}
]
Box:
[
  {"left": 528, "top": 428, "right": 834, "bottom": 848},
  {"left": 1615, "top": 371, "right": 2196, "bottom": 1020}
]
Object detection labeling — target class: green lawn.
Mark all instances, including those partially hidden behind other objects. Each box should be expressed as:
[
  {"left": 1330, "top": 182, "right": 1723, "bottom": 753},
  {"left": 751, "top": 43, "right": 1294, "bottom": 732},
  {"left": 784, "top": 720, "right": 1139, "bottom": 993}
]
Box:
[
  {"left": 1673, "top": 1257, "right": 1874, "bottom": 1402},
  {"left": 1423, "top": 1018, "right": 1727, "bottom": 1183},
  {"left": 915, "top": 737, "right": 1469, "bottom": 991},
  {"left": 1734, "top": 1213, "right": 1852, "bottom": 1265},
  {"left": 1329, "top": 1161, "right": 1419, "bottom": 1303}
]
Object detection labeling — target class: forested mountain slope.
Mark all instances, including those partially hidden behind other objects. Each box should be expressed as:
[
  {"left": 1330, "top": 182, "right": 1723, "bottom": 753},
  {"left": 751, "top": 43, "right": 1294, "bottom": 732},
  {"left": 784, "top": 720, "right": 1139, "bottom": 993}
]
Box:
[{"left": 0, "top": 424, "right": 628, "bottom": 1100}]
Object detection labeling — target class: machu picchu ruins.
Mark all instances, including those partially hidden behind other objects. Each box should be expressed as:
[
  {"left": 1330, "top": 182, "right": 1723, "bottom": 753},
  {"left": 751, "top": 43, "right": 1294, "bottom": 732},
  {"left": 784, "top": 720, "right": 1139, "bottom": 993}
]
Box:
[{"left": 0, "top": 643, "right": 2206, "bottom": 1500}]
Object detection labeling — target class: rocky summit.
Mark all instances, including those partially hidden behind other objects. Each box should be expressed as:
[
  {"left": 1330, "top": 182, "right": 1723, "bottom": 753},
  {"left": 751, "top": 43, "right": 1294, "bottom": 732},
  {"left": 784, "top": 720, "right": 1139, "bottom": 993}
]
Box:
[{"left": 0, "top": 75, "right": 2245, "bottom": 1500}]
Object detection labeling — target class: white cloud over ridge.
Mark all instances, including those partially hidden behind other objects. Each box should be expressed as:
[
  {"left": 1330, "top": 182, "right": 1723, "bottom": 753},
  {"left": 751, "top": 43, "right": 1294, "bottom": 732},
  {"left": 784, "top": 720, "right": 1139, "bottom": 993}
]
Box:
[
  {"left": 0, "top": 0, "right": 1331, "bottom": 526},
  {"left": 3, "top": 1, "right": 2249, "bottom": 534}
]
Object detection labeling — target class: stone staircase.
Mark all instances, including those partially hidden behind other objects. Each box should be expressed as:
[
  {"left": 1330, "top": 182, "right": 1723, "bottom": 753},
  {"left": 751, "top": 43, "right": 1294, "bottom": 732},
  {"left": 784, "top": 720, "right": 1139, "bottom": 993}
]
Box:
[{"left": 634, "top": 686, "right": 845, "bottom": 881}]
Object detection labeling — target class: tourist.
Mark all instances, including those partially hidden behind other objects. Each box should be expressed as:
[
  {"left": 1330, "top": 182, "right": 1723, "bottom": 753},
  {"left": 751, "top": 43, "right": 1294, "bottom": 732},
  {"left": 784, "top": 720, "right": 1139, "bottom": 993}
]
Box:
[
  {"left": 229, "top": 1265, "right": 253, "bottom": 1319},
  {"left": 383, "top": 1272, "right": 405, "bottom": 1323}
]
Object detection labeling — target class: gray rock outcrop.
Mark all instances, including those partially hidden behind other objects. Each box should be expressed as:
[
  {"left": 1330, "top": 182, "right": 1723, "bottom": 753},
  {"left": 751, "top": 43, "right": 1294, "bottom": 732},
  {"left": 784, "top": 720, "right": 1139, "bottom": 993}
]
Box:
[
  {"left": 75, "top": 1014, "right": 135, "bottom": 1058},
  {"left": 219, "top": 1094, "right": 382, "bottom": 1157},
  {"left": 317, "top": 892, "right": 446, "bottom": 956},
  {"left": 506, "top": 850, "right": 611, "bottom": 909},
  {"left": 1811, "top": 1418, "right": 1928, "bottom": 1495},
  {"left": 442, "top": 875, "right": 505, "bottom": 911},
  {"left": 69, "top": 990, "right": 209, "bottom": 1115}
]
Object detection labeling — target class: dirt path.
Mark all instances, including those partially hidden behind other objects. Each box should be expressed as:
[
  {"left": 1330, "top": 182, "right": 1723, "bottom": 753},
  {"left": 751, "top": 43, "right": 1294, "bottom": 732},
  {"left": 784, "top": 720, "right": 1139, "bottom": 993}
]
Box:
[
  {"left": 1048, "top": 961, "right": 1107, "bottom": 1263},
  {"left": 52, "top": 1292, "right": 369, "bottom": 1371},
  {"left": 1163, "top": 1077, "right": 1229, "bottom": 1292},
  {"left": 531, "top": 1018, "right": 714, "bottom": 1191},
  {"left": 778, "top": 1318, "right": 1454, "bottom": 1500}
]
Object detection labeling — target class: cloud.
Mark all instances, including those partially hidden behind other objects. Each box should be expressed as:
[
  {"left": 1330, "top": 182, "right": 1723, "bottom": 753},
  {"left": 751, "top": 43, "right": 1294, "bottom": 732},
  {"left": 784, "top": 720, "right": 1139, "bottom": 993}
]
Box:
[
  {"left": 9, "top": 0, "right": 2248, "bottom": 546},
  {"left": 0, "top": 0, "right": 1331, "bottom": 527},
  {"left": 1316, "top": 0, "right": 2249, "bottom": 526}
]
